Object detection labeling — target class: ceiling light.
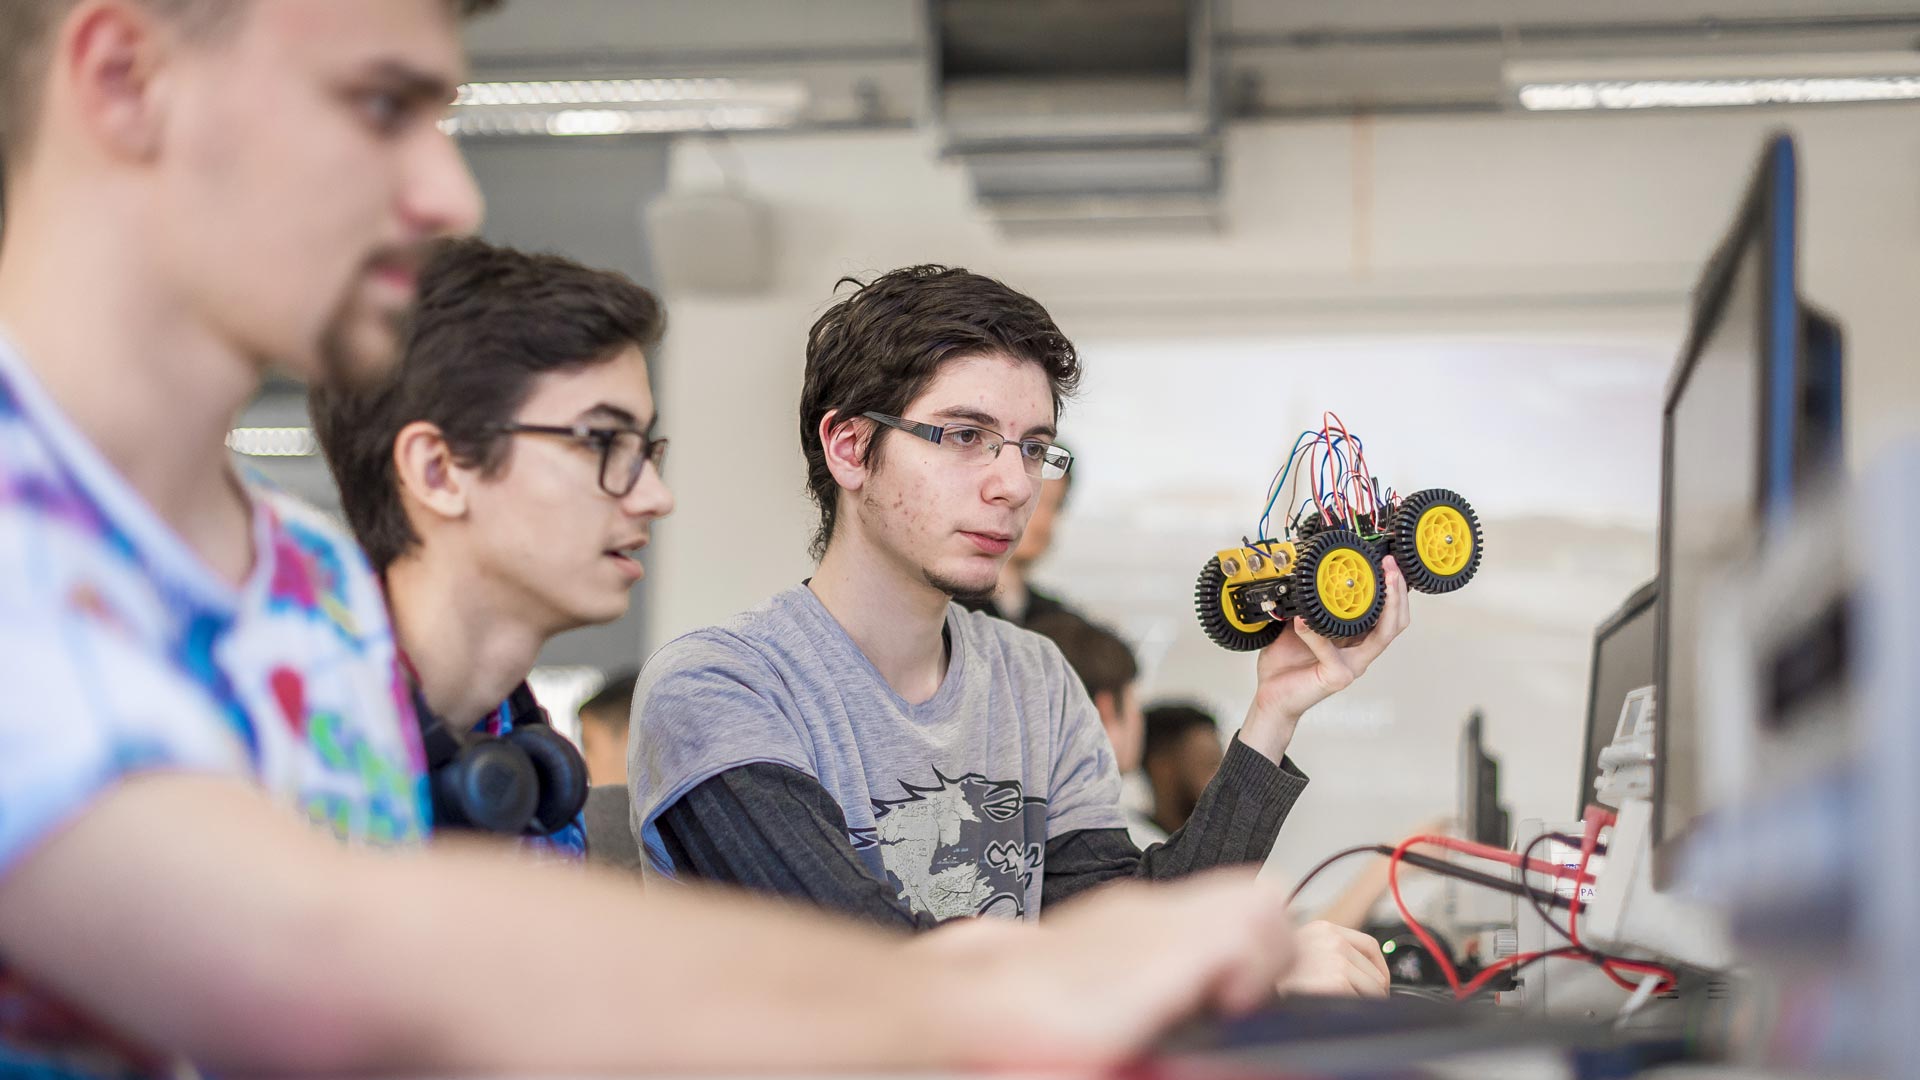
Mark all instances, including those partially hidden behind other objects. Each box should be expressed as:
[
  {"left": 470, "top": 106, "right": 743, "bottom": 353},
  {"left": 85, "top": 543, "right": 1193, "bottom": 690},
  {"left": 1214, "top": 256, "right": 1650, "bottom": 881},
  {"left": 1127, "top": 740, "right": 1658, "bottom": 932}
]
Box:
[
  {"left": 1517, "top": 76, "right": 1920, "bottom": 111},
  {"left": 227, "top": 427, "right": 318, "bottom": 458},
  {"left": 1506, "top": 54, "right": 1920, "bottom": 112},
  {"left": 448, "top": 76, "right": 808, "bottom": 138}
]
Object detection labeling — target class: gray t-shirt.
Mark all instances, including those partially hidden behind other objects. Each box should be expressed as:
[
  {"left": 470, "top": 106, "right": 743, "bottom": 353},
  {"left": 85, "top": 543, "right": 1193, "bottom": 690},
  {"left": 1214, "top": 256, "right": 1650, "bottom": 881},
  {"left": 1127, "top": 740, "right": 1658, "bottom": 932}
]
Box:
[{"left": 629, "top": 584, "right": 1126, "bottom": 921}]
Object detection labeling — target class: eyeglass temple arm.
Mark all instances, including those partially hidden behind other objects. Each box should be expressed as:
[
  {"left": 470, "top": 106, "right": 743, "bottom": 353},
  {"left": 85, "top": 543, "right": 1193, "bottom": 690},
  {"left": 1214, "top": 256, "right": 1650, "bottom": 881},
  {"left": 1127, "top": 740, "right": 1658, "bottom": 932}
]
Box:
[{"left": 864, "top": 412, "right": 946, "bottom": 444}]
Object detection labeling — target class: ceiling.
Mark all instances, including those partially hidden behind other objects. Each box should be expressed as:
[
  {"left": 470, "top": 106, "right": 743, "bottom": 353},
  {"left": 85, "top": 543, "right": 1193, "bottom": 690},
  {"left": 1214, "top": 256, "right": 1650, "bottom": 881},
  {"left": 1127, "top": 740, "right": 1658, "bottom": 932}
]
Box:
[
  {"left": 460, "top": 0, "right": 1920, "bottom": 121},
  {"left": 453, "top": 1, "right": 1920, "bottom": 229}
]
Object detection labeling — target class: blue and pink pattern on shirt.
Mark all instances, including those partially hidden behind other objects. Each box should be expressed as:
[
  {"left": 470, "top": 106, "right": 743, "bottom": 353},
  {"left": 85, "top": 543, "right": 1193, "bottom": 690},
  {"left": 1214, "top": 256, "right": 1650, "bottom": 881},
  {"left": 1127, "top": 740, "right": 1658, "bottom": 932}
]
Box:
[{"left": 0, "top": 335, "right": 428, "bottom": 1077}]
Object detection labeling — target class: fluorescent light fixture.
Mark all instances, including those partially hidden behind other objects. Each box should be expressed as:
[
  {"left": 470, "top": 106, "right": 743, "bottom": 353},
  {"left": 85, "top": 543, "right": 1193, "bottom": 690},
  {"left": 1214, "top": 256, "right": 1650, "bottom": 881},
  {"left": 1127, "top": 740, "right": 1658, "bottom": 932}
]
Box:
[
  {"left": 444, "top": 105, "right": 797, "bottom": 138},
  {"left": 227, "top": 426, "right": 318, "bottom": 457},
  {"left": 1506, "top": 53, "right": 1920, "bottom": 112},
  {"left": 447, "top": 76, "right": 808, "bottom": 137},
  {"left": 455, "top": 77, "right": 799, "bottom": 108},
  {"left": 1517, "top": 76, "right": 1920, "bottom": 111}
]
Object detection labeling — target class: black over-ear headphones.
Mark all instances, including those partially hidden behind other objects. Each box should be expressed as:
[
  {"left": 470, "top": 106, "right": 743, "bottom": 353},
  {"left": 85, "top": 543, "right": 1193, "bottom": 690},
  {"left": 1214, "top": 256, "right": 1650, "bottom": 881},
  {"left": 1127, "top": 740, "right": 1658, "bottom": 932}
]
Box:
[{"left": 415, "top": 682, "right": 590, "bottom": 836}]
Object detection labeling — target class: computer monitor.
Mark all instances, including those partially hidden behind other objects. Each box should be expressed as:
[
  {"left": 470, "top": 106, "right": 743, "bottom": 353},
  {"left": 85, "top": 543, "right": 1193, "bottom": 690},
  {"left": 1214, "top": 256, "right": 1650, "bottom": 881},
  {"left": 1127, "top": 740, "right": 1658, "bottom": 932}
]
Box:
[
  {"left": 1579, "top": 580, "right": 1658, "bottom": 817},
  {"left": 1652, "top": 131, "right": 1843, "bottom": 887},
  {"left": 1459, "top": 711, "right": 1510, "bottom": 848},
  {"left": 1797, "top": 303, "right": 1845, "bottom": 481}
]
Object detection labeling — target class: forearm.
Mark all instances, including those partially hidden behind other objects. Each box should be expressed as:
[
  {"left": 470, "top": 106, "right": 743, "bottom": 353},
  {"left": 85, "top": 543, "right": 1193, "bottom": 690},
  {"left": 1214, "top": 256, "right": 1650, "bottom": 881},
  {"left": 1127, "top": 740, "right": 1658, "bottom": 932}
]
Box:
[
  {"left": 1236, "top": 696, "right": 1299, "bottom": 763},
  {"left": 1140, "top": 736, "right": 1306, "bottom": 876},
  {"left": 0, "top": 775, "right": 959, "bottom": 1075},
  {"left": 1043, "top": 739, "right": 1306, "bottom": 908},
  {"left": 334, "top": 841, "right": 955, "bottom": 1074},
  {"left": 1314, "top": 855, "right": 1394, "bottom": 930},
  {"left": 657, "top": 763, "right": 938, "bottom": 931}
]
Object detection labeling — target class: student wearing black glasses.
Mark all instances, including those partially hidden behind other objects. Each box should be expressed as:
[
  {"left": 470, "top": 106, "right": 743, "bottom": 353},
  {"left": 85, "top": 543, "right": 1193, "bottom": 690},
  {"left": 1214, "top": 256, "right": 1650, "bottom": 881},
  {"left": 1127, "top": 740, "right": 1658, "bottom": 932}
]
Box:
[
  {"left": 0, "top": 0, "right": 1308, "bottom": 1066},
  {"left": 310, "top": 237, "right": 674, "bottom": 856}
]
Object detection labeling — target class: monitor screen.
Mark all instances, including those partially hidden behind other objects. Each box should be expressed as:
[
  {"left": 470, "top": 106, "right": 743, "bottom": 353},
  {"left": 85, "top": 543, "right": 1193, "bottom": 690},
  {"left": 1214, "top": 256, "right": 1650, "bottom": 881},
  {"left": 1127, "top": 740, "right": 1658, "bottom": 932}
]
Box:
[
  {"left": 1459, "top": 711, "right": 1509, "bottom": 848},
  {"left": 1652, "top": 134, "right": 1800, "bottom": 883},
  {"left": 1797, "top": 306, "right": 1845, "bottom": 482},
  {"left": 1579, "top": 581, "right": 1657, "bottom": 817},
  {"left": 1659, "top": 236, "right": 1763, "bottom": 853}
]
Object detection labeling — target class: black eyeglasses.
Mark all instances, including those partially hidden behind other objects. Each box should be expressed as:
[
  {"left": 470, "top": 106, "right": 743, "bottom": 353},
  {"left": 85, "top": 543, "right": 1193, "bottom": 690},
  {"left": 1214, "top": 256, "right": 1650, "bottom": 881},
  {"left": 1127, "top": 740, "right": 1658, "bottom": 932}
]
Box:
[
  {"left": 492, "top": 422, "right": 667, "bottom": 497},
  {"left": 863, "top": 412, "right": 1073, "bottom": 481}
]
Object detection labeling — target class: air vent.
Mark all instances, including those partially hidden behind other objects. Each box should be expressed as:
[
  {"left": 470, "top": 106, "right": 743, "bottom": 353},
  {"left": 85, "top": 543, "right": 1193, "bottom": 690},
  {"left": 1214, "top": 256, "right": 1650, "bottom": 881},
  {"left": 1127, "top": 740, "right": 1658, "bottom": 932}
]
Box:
[{"left": 932, "top": 0, "right": 1219, "bottom": 232}]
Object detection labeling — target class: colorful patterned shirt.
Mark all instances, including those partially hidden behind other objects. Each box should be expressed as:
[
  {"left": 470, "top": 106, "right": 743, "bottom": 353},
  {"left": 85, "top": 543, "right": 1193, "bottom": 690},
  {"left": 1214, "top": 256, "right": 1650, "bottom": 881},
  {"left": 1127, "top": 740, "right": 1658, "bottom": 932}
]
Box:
[{"left": 0, "top": 332, "right": 429, "bottom": 1077}]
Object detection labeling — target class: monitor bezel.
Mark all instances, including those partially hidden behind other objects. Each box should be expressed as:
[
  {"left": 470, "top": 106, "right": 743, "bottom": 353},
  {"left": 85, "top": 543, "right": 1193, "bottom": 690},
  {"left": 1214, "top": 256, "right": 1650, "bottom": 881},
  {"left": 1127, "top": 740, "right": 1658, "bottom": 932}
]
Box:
[
  {"left": 1579, "top": 578, "right": 1659, "bottom": 819},
  {"left": 1651, "top": 132, "right": 1802, "bottom": 890}
]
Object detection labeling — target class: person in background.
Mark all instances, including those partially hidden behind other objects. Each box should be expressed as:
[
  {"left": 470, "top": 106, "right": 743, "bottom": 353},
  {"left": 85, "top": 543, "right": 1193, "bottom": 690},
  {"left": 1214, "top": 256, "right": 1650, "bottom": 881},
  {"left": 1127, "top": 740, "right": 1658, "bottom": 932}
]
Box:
[
  {"left": 579, "top": 669, "right": 639, "bottom": 787},
  {"left": 1030, "top": 610, "right": 1390, "bottom": 997},
  {"left": 1315, "top": 816, "right": 1457, "bottom": 932},
  {"left": 1142, "top": 702, "right": 1228, "bottom": 837},
  {"left": 960, "top": 447, "right": 1075, "bottom": 625},
  {"left": 0, "top": 2, "right": 1308, "bottom": 1072},
  {"left": 579, "top": 669, "right": 643, "bottom": 872},
  {"left": 311, "top": 238, "right": 678, "bottom": 860},
  {"left": 1027, "top": 610, "right": 1157, "bottom": 847}
]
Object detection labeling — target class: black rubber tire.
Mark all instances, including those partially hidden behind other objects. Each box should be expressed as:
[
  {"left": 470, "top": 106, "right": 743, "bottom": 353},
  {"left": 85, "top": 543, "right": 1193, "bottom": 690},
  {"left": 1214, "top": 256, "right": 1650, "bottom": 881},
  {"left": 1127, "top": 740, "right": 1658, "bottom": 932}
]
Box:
[
  {"left": 1388, "top": 488, "right": 1483, "bottom": 594},
  {"left": 1194, "top": 555, "right": 1284, "bottom": 652}
]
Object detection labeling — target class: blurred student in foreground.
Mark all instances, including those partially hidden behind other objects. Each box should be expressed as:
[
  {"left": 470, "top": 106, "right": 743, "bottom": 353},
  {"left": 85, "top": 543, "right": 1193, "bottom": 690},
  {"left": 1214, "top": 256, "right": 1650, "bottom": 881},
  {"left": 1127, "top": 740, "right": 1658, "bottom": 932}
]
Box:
[{"left": 0, "top": 2, "right": 1303, "bottom": 1073}]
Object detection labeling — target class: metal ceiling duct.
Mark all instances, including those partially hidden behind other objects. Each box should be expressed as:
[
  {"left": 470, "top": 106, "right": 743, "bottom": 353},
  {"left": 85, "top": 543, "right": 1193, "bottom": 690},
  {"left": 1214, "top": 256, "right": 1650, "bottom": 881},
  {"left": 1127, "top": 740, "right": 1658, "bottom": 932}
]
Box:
[{"left": 932, "top": 0, "right": 1221, "bottom": 234}]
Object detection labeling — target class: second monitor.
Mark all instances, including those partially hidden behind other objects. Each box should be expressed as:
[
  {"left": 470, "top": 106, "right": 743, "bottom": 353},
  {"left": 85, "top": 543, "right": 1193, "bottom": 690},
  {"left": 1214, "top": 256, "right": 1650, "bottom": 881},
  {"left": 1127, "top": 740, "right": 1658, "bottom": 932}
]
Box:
[
  {"left": 1579, "top": 580, "right": 1658, "bottom": 819},
  {"left": 1651, "top": 130, "right": 1844, "bottom": 889}
]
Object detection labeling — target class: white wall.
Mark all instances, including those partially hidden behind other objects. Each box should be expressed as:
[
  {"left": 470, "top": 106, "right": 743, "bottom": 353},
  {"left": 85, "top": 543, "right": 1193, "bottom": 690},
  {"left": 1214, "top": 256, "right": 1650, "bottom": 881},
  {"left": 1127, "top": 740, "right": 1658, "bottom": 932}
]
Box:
[
  {"left": 615, "top": 102, "right": 1919, "bottom": 900},
  {"left": 441, "top": 102, "right": 1915, "bottom": 902}
]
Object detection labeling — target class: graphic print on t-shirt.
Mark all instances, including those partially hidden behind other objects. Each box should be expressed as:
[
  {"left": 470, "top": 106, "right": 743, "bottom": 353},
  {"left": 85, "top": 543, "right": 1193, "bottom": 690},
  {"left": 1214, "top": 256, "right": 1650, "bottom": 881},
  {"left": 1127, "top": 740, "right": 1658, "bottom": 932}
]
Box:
[{"left": 851, "top": 770, "right": 1046, "bottom": 920}]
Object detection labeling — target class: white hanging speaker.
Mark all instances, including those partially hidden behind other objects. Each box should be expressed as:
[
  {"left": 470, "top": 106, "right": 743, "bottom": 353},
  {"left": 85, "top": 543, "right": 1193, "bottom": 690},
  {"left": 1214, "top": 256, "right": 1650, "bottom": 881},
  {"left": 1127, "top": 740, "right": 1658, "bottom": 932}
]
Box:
[{"left": 642, "top": 187, "right": 775, "bottom": 297}]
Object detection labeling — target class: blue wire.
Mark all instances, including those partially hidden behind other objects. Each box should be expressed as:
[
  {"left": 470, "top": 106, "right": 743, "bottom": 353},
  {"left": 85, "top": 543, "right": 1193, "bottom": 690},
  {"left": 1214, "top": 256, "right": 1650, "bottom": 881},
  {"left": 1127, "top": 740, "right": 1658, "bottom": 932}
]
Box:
[
  {"left": 1260, "top": 424, "right": 1378, "bottom": 539},
  {"left": 1264, "top": 434, "right": 1310, "bottom": 538},
  {"left": 1259, "top": 430, "right": 1317, "bottom": 539}
]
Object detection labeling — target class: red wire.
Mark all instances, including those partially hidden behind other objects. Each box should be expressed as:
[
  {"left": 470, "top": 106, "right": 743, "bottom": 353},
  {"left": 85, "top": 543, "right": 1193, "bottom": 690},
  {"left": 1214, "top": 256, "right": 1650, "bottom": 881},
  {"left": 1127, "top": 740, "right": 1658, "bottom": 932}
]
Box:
[
  {"left": 1387, "top": 835, "right": 1463, "bottom": 995},
  {"left": 1327, "top": 413, "right": 1352, "bottom": 517},
  {"left": 1322, "top": 411, "right": 1379, "bottom": 520},
  {"left": 1389, "top": 835, "right": 1603, "bottom": 1002},
  {"left": 1415, "top": 833, "right": 1597, "bottom": 884},
  {"left": 1280, "top": 415, "right": 1399, "bottom": 533},
  {"left": 1565, "top": 807, "right": 1679, "bottom": 995},
  {"left": 1343, "top": 415, "right": 1377, "bottom": 520},
  {"left": 1319, "top": 420, "right": 1340, "bottom": 524},
  {"left": 1386, "top": 825, "right": 1678, "bottom": 1001},
  {"left": 1456, "top": 946, "right": 1588, "bottom": 999}
]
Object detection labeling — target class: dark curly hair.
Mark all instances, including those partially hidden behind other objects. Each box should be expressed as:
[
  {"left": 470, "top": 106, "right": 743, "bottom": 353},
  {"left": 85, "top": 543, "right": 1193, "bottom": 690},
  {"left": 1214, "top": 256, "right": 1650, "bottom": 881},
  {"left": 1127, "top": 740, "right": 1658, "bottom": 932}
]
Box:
[
  {"left": 310, "top": 236, "right": 663, "bottom": 571},
  {"left": 799, "top": 264, "right": 1080, "bottom": 559},
  {"left": 1030, "top": 611, "right": 1138, "bottom": 702}
]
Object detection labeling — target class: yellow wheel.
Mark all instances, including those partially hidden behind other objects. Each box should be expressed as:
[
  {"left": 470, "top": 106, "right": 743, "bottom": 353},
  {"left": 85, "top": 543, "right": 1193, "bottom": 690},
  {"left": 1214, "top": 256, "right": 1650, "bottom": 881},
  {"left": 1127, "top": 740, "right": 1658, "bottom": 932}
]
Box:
[
  {"left": 1315, "top": 546, "right": 1378, "bottom": 622},
  {"left": 1289, "top": 530, "right": 1385, "bottom": 638},
  {"left": 1194, "top": 556, "right": 1283, "bottom": 652},
  {"left": 1389, "top": 489, "right": 1483, "bottom": 594},
  {"left": 1415, "top": 505, "right": 1473, "bottom": 576}
]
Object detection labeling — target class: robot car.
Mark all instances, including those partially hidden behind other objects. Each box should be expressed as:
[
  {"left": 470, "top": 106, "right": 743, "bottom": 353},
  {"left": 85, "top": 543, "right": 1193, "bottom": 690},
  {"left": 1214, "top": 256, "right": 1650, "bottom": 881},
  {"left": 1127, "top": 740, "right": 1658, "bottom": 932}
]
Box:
[{"left": 1194, "top": 415, "right": 1484, "bottom": 651}]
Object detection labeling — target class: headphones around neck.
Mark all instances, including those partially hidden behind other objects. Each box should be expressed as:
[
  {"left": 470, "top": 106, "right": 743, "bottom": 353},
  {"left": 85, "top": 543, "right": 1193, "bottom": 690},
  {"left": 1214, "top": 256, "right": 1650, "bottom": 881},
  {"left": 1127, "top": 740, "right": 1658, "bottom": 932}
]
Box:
[{"left": 414, "top": 681, "right": 589, "bottom": 837}]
